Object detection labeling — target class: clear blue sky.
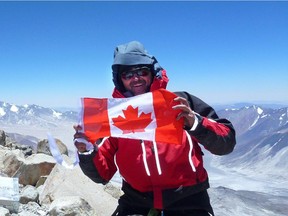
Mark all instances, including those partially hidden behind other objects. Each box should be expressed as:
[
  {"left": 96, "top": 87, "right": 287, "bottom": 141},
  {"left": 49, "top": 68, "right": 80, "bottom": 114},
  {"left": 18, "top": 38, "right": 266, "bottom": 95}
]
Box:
[{"left": 1, "top": 1, "right": 287, "bottom": 108}]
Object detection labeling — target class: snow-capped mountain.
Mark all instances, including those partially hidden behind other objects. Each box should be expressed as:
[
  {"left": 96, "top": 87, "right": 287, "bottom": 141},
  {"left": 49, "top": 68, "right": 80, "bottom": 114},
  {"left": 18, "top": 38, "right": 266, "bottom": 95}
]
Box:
[
  {"left": 1, "top": 101, "right": 287, "bottom": 216},
  {"left": 1, "top": 101, "right": 287, "bottom": 174},
  {"left": 0, "top": 101, "right": 78, "bottom": 127},
  {"left": 215, "top": 105, "right": 288, "bottom": 177},
  {"left": 0, "top": 101, "right": 79, "bottom": 146}
]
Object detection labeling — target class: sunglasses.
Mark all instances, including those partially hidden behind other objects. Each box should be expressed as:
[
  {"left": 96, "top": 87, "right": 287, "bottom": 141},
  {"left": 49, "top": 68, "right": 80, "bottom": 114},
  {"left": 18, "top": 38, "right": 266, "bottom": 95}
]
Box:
[{"left": 121, "top": 66, "right": 151, "bottom": 80}]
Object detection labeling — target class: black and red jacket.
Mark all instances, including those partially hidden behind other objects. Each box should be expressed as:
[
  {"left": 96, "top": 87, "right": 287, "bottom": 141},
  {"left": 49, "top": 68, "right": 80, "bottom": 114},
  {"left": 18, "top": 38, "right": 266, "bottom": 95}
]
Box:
[{"left": 78, "top": 69, "right": 236, "bottom": 213}]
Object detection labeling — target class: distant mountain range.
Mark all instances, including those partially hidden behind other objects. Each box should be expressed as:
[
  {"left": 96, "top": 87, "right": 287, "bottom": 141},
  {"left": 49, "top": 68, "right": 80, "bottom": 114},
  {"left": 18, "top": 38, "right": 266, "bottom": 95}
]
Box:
[
  {"left": 216, "top": 105, "right": 288, "bottom": 177},
  {"left": 0, "top": 101, "right": 78, "bottom": 127},
  {"left": 1, "top": 100, "right": 287, "bottom": 216},
  {"left": 1, "top": 100, "right": 287, "bottom": 178},
  {"left": 213, "top": 102, "right": 288, "bottom": 111}
]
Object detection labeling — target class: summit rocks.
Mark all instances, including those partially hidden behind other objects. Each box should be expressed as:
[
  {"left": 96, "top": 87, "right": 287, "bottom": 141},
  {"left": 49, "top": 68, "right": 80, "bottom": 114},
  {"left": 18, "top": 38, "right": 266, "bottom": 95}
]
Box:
[{"left": 0, "top": 130, "right": 120, "bottom": 216}]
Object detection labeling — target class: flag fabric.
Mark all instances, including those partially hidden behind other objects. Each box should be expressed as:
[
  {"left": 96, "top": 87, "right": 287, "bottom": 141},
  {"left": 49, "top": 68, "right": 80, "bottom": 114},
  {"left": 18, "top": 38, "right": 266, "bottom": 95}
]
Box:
[
  {"left": 47, "top": 133, "right": 79, "bottom": 169},
  {"left": 79, "top": 89, "right": 184, "bottom": 145}
]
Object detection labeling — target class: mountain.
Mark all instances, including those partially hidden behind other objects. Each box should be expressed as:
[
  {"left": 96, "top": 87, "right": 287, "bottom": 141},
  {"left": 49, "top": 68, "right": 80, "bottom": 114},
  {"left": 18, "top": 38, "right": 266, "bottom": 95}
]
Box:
[
  {"left": 0, "top": 101, "right": 78, "bottom": 127},
  {"left": 209, "top": 186, "right": 288, "bottom": 216},
  {"left": 214, "top": 105, "right": 288, "bottom": 177},
  {"left": 1, "top": 101, "right": 287, "bottom": 174},
  {"left": 1, "top": 101, "right": 287, "bottom": 215},
  {"left": 0, "top": 101, "right": 78, "bottom": 146},
  {"left": 213, "top": 102, "right": 288, "bottom": 111}
]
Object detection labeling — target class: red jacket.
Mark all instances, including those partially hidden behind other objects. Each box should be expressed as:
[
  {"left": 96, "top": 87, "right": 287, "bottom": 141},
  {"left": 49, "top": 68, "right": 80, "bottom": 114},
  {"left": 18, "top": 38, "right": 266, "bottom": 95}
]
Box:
[{"left": 78, "top": 70, "right": 236, "bottom": 211}]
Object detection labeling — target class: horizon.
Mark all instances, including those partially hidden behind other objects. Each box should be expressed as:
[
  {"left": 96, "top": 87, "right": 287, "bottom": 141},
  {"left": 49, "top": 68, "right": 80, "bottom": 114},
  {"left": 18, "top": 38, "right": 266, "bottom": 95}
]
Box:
[
  {"left": 1, "top": 98, "right": 288, "bottom": 111},
  {"left": 1, "top": 1, "right": 287, "bottom": 107}
]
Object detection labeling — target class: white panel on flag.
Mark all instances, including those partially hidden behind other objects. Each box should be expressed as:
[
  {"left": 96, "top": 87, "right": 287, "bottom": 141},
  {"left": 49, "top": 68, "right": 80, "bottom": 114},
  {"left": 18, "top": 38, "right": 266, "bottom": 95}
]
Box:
[{"left": 108, "top": 92, "right": 156, "bottom": 141}]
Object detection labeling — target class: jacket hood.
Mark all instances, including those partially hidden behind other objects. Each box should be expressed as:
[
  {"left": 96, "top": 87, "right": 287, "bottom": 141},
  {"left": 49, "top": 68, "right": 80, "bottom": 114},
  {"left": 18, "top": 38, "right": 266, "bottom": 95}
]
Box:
[{"left": 112, "top": 41, "right": 164, "bottom": 94}]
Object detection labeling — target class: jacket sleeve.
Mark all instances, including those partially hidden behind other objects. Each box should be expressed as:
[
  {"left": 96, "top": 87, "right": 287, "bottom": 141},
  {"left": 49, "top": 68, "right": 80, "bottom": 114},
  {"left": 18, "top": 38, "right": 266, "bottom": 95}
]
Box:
[
  {"left": 174, "top": 91, "right": 236, "bottom": 155},
  {"left": 78, "top": 137, "right": 118, "bottom": 184},
  {"left": 78, "top": 150, "right": 108, "bottom": 184}
]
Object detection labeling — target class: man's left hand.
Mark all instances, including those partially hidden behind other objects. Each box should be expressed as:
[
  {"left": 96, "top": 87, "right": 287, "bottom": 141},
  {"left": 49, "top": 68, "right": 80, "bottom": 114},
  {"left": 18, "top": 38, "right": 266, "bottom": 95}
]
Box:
[{"left": 172, "top": 97, "right": 195, "bottom": 130}]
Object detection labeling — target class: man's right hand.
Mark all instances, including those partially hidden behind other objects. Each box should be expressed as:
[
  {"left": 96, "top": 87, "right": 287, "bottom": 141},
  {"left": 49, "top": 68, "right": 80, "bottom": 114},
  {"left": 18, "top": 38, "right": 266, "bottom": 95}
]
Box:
[{"left": 73, "top": 125, "right": 91, "bottom": 153}]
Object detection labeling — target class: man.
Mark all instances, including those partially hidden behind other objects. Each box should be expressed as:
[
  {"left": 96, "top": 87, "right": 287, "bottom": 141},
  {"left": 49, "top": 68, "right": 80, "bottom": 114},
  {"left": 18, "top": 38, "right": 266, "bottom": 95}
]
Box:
[{"left": 74, "top": 41, "right": 236, "bottom": 216}]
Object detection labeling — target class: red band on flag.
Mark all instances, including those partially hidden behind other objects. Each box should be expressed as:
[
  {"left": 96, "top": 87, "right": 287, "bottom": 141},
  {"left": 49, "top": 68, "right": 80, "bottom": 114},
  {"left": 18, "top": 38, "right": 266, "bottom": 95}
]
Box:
[
  {"left": 153, "top": 89, "right": 184, "bottom": 144},
  {"left": 82, "top": 98, "right": 110, "bottom": 143}
]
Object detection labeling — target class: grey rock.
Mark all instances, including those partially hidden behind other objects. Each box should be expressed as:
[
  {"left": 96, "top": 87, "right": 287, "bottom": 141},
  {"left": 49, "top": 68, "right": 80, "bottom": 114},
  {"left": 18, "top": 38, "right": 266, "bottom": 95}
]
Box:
[
  {"left": 15, "top": 154, "right": 56, "bottom": 186},
  {"left": 37, "top": 138, "right": 68, "bottom": 156},
  {"left": 2, "top": 152, "right": 55, "bottom": 186},
  {"left": 11, "top": 202, "right": 49, "bottom": 216},
  {"left": 0, "top": 207, "right": 10, "bottom": 216},
  {"left": 49, "top": 196, "right": 95, "bottom": 216},
  {"left": 39, "top": 164, "right": 118, "bottom": 216},
  {"left": 20, "top": 185, "right": 39, "bottom": 204},
  {"left": 0, "top": 130, "right": 6, "bottom": 146},
  {"left": 2, "top": 153, "right": 24, "bottom": 176}
]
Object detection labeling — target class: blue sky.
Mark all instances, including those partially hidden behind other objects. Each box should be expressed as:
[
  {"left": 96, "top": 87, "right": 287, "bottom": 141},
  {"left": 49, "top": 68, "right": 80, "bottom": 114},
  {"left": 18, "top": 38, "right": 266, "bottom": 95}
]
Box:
[{"left": 0, "top": 1, "right": 287, "bottom": 108}]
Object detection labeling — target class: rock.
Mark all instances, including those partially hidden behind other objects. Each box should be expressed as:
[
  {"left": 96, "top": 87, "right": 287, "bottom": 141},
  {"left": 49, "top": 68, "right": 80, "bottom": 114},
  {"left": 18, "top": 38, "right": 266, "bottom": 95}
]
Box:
[
  {"left": 2, "top": 152, "right": 24, "bottom": 176},
  {"left": 0, "top": 130, "right": 6, "bottom": 146},
  {"left": 19, "top": 185, "right": 39, "bottom": 204},
  {"left": 0, "top": 130, "right": 121, "bottom": 215},
  {"left": 15, "top": 144, "right": 33, "bottom": 157},
  {"left": 11, "top": 202, "right": 49, "bottom": 216},
  {"left": 39, "top": 163, "right": 118, "bottom": 216},
  {"left": 2, "top": 153, "right": 56, "bottom": 186},
  {"left": 0, "top": 131, "right": 34, "bottom": 157},
  {"left": 37, "top": 138, "right": 68, "bottom": 156},
  {"left": 0, "top": 176, "right": 20, "bottom": 214},
  {"left": 49, "top": 196, "right": 95, "bottom": 216},
  {"left": 35, "top": 175, "right": 48, "bottom": 188},
  {"left": 104, "top": 182, "right": 123, "bottom": 199},
  {"left": 16, "top": 154, "right": 56, "bottom": 186},
  {"left": 0, "top": 207, "right": 10, "bottom": 216}
]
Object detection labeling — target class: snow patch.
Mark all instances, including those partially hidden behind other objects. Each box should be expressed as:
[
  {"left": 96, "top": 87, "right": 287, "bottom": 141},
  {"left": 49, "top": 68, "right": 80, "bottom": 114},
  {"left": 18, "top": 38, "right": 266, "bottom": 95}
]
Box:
[
  {"left": 257, "top": 107, "right": 263, "bottom": 115},
  {"left": 10, "top": 105, "right": 19, "bottom": 113},
  {"left": 250, "top": 115, "right": 259, "bottom": 128},
  {"left": 0, "top": 107, "right": 6, "bottom": 116},
  {"left": 53, "top": 110, "right": 62, "bottom": 119},
  {"left": 27, "top": 109, "right": 34, "bottom": 116},
  {"left": 261, "top": 114, "right": 268, "bottom": 118}
]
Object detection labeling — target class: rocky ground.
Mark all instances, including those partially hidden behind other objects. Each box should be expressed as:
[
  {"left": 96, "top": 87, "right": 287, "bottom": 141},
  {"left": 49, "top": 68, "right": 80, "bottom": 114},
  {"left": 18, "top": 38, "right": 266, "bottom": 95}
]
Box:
[
  {"left": 1, "top": 129, "right": 287, "bottom": 216},
  {"left": 0, "top": 130, "right": 121, "bottom": 216}
]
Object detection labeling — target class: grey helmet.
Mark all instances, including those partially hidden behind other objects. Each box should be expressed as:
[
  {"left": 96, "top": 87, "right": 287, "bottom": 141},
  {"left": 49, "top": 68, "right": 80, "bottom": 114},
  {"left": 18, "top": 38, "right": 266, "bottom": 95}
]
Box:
[{"left": 112, "top": 41, "right": 163, "bottom": 92}]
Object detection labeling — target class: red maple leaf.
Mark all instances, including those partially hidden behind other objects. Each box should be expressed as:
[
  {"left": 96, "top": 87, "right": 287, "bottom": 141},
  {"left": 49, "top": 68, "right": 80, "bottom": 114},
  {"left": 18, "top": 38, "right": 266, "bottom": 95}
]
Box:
[{"left": 112, "top": 105, "right": 152, "bottom": 134}]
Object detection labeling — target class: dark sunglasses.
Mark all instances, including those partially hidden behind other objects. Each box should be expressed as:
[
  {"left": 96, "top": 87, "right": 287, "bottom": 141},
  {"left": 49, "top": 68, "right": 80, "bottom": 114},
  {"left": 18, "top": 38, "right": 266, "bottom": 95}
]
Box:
[{"left": 121, "top": 66, "right": 151, "bottom": 80}]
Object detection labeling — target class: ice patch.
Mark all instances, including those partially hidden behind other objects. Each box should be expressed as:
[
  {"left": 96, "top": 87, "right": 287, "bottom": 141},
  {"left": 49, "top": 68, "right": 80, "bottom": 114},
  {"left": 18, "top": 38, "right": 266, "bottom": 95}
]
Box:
[
  {"left": 53, "top": 110, "right": 62, "bottom": 119},
  {"left": 257, "top": 107, "right": 263, "bottom": 115},
  {"left": 10, "top": 105, "right": 19, "bottom": 113},
  {"left": 0, "top": 107, "right": 6, "bottom": 116}
]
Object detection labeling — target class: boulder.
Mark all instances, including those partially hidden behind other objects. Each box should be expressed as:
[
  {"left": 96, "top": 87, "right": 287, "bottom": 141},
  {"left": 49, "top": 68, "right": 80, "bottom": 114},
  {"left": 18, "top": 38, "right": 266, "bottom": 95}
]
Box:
[
  {"left": 2, "top": 152, "right": 24, "bottom": 176},
  {"left": 37, "top": 138, "right": 68, "bottom": 156},
  {"left": 39, "top": 163, "right": 119, "bottom": 216},
  {"left": 15, "top": 201, "right": 49, "bottom": 216},
  {"left": 49, "top": 196, "right": 95, "bottom": 216},
  {"left": 2, "top": 153, "right": 56, "bottom": 186},
  {"left": 0, "top": 207, "right": 10, "bottom": 216},
  {"left": 19, "top": 185, "right": 39, "bottom": 204}
]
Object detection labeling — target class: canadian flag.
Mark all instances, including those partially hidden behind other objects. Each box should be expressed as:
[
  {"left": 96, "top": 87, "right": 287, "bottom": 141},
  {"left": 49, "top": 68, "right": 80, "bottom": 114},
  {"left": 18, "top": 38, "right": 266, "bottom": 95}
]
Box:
[{"left": 79, "top": 89, "right": 184, "bottom": 145}]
